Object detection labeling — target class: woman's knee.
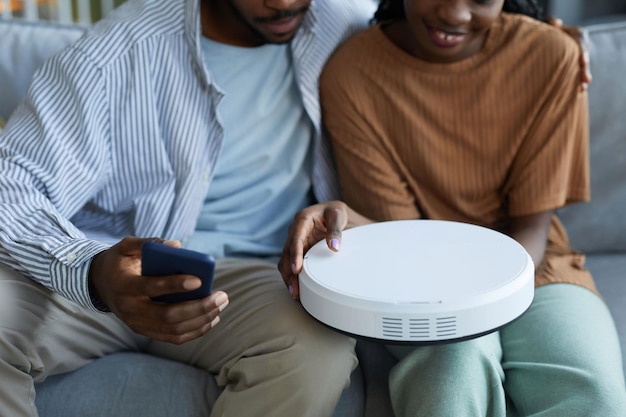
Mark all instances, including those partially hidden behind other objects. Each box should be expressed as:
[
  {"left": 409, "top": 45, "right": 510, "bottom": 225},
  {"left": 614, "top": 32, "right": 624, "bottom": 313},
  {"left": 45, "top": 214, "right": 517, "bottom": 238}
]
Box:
[
  {"left": 388, "top": 336, "right": 506, "bottom": 417},
  {"left": 389, "top": 333, "right": 504, "bottom": 392},
  {"left": 571, "top": 373, "right": 626, "bottom": 416},
  {"left": 391, "top": 332, "right": 502, "bottom": 375}
]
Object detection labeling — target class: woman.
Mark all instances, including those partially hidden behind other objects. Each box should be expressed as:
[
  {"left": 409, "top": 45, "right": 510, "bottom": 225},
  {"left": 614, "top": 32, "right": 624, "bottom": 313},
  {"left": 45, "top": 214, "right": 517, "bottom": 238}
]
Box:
[{"left": 280, "top": 0, "right": 626, "bottom": 416}]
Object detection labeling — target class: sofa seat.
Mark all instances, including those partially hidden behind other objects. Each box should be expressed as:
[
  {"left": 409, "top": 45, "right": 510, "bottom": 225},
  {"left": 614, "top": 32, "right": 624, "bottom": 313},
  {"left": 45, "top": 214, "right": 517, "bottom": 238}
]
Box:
[{"left": 34, "top": 353, "right": 365, "bottom": 417}]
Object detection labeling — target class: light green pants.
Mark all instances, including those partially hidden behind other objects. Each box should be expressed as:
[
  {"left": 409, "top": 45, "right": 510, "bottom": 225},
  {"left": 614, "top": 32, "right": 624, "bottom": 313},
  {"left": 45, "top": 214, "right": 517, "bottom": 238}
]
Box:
[
  {"left": 0, "top": 259, "right": 357, "bottom": 417},
  {"left": 387, "top": 284, "right": 626, "bottom": 417}
]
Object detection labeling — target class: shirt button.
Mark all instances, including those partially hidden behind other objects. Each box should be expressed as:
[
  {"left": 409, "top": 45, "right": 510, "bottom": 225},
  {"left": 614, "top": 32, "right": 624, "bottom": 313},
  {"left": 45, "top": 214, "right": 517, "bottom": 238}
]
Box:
[
  {"left": 202, "top": 173, "right": 210, "bottom": 181},
  {"left": 65, "top": 253, "right": 77, "bottom": 262}
]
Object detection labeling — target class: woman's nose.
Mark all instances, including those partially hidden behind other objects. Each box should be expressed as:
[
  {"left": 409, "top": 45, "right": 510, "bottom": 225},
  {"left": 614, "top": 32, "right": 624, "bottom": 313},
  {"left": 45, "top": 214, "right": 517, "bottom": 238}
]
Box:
[{"left": 436, "top": 0, "right": 472, "bottom": 27}]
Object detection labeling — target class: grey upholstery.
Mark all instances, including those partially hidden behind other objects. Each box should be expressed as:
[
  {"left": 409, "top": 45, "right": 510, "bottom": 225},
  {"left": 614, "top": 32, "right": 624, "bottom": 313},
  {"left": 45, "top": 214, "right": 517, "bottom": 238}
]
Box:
[
  {"left": 0, "top": 19, "right": 83, "bottom": 121},
  {"left": 559, "top": 21, "right": 626, "bottom": 254},
  {"left": 558, "top": 21, "right": 626, "bottom": 379},
  {"left": 34, "top": 352, "right": 364, "bottom": 417},
  {"left": 35, "top": 353, "right": 218, "bottom": 416}
]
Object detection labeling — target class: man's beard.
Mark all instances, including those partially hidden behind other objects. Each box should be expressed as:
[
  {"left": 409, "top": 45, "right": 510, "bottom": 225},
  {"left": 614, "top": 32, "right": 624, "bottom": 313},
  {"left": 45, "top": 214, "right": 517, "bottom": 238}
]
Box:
[{"left": 226, "top": 0, "right": 309, "bottom": 44}]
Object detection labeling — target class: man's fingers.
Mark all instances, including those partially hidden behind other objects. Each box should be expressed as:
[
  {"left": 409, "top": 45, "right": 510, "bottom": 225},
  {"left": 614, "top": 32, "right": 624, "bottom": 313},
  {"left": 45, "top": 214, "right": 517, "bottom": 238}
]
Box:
[
  {"left": 546, "top": 19, "right": 592, "bottom": 89},
  {"left": 141, "top": 273, "right": 202, "bottom": 298},
  {"left": 580, "top": 28, "right": 592, "bottom": 87},
  {"left": 560, "top": 25, "right": 592, "bottom": 89},
  {"left": 547, "top": 17, "right": 563, "bottom": 28},
  {"left": 119, "top": 291, "right": 229, "bottom": 344},
  {"left": 126, "top": 310, "right": 220, "bottom": 344}
]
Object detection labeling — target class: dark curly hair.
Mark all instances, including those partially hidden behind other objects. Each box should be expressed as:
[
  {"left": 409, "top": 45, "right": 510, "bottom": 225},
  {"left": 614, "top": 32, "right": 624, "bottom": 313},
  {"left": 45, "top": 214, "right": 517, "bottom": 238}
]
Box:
[{"left": 373, "top": 0, "right": 545, "bottom": 23}]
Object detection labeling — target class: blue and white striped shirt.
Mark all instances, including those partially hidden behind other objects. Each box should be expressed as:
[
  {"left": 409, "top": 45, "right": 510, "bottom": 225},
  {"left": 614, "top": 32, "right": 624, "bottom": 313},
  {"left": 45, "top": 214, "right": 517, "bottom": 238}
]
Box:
[{"left": 0, "top": 0, "right": 374, "bottom": 310}]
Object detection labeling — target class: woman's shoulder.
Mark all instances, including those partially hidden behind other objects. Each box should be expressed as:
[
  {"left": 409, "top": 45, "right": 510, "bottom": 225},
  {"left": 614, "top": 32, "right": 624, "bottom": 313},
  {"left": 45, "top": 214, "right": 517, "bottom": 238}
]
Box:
[
  {"left": 320, "top": 25, "right": 381, "bottom": 87},
  {"left": 324, "top": 25, "right": 380, "bottom": 69},
  {"left": 498, "top": 13, "right": 580, "bottom": 67}
]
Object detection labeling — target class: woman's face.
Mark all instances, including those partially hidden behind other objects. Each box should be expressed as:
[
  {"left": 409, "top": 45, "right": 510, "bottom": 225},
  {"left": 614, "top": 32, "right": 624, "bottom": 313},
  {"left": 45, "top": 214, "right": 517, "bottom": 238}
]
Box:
[{"left": 398, "top": 0, "right": 505, "bottom": 63}]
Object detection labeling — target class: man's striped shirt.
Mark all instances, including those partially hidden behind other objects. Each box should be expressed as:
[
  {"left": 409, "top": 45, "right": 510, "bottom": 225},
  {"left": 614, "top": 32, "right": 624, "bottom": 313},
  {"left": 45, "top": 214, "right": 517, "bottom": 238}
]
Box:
[{"left": 0, "top": 0, "right": 374, "bottom": 310}]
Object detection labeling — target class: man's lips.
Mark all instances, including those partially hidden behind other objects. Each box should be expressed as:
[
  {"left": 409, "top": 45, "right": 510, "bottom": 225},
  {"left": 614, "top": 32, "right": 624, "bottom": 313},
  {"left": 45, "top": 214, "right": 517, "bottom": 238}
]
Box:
[
  {"left": 259, "top": 15, "right": 301, "bottom": 36},
  {"left": 256, "top": 9, "right": 306, "bottom": 36},
  {"left": 425, "top": 22, "right": 467, "bottom": 47}
]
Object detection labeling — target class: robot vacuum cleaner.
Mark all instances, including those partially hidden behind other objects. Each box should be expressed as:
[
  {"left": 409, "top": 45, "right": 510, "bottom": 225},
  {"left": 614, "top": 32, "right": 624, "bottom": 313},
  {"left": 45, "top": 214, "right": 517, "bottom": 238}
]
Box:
[{"left": 299, "top": 220, "right": 534, "bottom": 343}]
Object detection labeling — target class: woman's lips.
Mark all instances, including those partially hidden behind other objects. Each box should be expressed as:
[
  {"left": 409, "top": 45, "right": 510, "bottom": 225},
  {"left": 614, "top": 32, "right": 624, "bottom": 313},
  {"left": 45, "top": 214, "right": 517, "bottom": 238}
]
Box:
[{"left": 425, "top": 23, "right": 467, "bottom": 48}]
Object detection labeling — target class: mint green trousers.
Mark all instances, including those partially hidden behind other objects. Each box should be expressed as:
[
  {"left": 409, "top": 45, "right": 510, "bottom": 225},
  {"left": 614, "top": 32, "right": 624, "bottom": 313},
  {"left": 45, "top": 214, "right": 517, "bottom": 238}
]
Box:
[{"left": 387, "top": 284, "right": 626, "bottom": 417}]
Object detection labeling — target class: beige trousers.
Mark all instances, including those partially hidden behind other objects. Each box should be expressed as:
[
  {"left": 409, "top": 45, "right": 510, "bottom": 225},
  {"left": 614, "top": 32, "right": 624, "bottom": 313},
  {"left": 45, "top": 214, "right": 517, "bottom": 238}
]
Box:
[{"left": 0, "top": 258, "right": 357, "bottom": 417}]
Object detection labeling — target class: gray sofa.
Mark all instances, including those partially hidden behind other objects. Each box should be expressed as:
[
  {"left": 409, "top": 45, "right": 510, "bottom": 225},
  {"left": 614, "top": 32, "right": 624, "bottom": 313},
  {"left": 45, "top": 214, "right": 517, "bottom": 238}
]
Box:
[
  {"left": 1, "top": 17, "right": 625, "bottom": 417},
  {"left": 558, "top": 18, "right": 626, "bottom": 372}
]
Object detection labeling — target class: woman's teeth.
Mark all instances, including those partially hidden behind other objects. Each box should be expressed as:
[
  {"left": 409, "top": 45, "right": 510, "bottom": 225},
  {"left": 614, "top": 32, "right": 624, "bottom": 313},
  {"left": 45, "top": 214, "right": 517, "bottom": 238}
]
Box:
[{"left": 435, "top": 31, "right": 461, "bottom": 42}]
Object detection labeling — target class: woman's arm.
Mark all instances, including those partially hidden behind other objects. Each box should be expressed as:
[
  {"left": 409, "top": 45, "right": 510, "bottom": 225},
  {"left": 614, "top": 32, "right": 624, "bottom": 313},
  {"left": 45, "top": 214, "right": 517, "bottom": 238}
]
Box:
[{"left": 508, "top": 210, "right": 554, "bottom": 270}]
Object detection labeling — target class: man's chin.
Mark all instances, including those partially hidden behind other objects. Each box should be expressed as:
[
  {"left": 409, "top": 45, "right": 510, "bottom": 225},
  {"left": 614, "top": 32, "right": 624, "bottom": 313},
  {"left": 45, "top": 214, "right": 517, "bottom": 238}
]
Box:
[{"left": 263, "top": 32, "right": 298, "bottom": 44}]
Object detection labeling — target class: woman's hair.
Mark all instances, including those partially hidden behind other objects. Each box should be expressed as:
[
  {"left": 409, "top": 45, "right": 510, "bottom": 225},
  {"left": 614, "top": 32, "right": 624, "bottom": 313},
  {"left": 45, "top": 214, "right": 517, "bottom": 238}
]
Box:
[{"left": 372, "top": 0, "right": 545, "bottom": 23}]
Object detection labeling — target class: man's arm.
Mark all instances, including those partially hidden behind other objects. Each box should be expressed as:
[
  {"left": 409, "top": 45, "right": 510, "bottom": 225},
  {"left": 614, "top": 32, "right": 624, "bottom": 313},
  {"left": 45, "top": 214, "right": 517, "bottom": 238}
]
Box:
[{"left": 0, "top": 47, "right": 112, "bottom": 310}]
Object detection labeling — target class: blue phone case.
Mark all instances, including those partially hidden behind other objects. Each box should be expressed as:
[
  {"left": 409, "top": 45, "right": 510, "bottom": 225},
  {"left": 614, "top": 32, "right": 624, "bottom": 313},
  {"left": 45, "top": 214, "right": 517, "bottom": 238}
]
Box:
[{"left": 141, "top": 241, "right": 215, "bottom": 303}]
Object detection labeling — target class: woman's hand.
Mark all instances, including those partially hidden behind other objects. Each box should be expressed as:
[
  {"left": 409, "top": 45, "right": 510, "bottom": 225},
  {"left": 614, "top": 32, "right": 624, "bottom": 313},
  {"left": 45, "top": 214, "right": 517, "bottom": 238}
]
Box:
[
  {"left": 278, "top": 201, "right": 373, "bottom": 300},
  {"left": 548, "top": 17, "right": 592, "bottom": 90}
]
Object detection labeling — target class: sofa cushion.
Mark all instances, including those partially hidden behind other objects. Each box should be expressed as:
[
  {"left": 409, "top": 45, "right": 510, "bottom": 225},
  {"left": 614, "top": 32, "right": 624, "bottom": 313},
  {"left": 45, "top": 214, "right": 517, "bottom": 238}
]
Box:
[
  {"left": 35, "top": 353, "right": 218, "bottom": 417},
  {"left": 0, "top": 19, "right": 84, "bottom": 121},
  {"left": 558, "top": 21, "right": 626, "bottom": 253},
  {"left": 35, "top": 352, "right": 365, "bottom": 417}
]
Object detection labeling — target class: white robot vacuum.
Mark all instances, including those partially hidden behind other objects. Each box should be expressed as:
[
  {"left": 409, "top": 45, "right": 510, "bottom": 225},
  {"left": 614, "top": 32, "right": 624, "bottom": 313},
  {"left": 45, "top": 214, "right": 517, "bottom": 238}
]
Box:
[{"left": 299, "top": 220, "right": 534, "bottom": 343}]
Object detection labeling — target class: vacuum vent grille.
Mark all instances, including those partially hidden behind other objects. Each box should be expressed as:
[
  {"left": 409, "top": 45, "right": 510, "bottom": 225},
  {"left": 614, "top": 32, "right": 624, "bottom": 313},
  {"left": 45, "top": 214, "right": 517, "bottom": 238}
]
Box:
[
  {"left": 380, "top": 316, "right": 458, "bottom": 340},
  {"left": 435, "top": 316, "right": 457, "bottom": 338},
  {"left": 381, "top": 317, "right": 403, "bottom": 338}
]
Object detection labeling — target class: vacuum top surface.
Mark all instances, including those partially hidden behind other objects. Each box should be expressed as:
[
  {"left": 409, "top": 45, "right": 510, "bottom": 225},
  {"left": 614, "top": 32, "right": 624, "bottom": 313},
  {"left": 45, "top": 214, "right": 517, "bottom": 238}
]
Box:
[{"left": 302, "top": 220, "right": 531, "bottom": 305}]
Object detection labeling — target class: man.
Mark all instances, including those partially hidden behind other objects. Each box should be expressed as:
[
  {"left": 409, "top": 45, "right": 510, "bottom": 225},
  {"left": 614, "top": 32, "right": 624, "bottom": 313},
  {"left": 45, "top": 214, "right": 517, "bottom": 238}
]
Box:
[{"left": 0, "top": 0, "right": 375, "bottom": 415}]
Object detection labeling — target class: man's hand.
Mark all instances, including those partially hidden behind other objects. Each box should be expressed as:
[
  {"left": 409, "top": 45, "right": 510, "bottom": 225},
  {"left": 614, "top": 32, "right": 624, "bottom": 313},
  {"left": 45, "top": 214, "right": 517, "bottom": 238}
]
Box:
[
  {"left": 278, "top": 201, "right": 372, "bottom": 300},
  {"left": 548, "top": 17, "right": 592, "bottom": 90},
  {"left": 88, "top": 236, "right": 229, "bottom": 344}
]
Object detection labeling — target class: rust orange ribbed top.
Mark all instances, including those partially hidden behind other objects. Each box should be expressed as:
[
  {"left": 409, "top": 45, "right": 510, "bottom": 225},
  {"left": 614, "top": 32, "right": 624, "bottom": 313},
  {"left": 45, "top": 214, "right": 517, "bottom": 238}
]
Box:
[{"left": 320, "top": 13, "right": 595, "bottom": 292}]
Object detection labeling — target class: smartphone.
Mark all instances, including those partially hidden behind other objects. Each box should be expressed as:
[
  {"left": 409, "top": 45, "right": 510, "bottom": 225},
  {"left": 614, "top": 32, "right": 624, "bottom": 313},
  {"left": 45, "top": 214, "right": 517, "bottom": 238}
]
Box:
[{"left": 141, "top": 241, "right": 215, "bottom": 303}]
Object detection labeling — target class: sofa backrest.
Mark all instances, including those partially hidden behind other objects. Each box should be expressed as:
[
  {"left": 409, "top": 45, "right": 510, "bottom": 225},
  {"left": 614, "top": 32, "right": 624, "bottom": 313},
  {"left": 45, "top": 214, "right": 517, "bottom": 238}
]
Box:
[
  {"left": 558, "top": 20, "right": 626, "bottom": 254},
  {"left": 0, "top": 19, "right": 84, "bottom": 121}
]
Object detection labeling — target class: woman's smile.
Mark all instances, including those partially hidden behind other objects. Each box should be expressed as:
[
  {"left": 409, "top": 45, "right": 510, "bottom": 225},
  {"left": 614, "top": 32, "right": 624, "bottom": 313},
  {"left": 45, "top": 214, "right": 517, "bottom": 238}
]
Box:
[{"left": 424, "top": 21, "right": 468, "bottom": 48}]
